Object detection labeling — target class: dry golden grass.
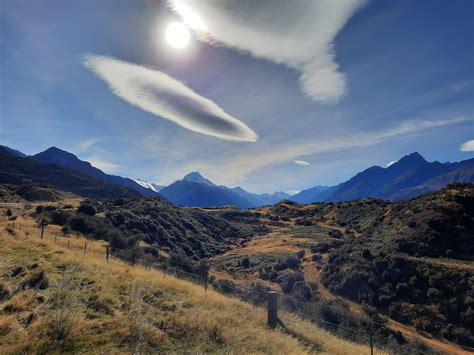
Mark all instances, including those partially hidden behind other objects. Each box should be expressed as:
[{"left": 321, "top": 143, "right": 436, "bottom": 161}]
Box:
[{"left": 0, "top": 212, "right": 382, "bottom": 354}]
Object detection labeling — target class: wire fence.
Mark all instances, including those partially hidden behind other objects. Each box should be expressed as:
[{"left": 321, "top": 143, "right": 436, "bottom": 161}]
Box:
[{"left": 3, "top": 221, "right": 463, "bottom": 354}]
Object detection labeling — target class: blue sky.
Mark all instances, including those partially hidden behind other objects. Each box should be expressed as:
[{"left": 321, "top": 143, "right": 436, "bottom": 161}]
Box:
[{"left": 1, "top": 0, "right": 473, "bottom": 193}]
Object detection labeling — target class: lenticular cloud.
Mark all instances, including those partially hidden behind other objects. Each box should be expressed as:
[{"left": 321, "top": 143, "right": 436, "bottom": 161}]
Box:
[
  {"left": 168, "top": 0, "right": 367, "bottom": 103},
  {"left": 83, "top": 55, "right": 258, "bottom": 142}
]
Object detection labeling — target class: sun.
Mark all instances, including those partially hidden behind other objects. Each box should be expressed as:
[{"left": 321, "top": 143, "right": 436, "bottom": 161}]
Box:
[{"left": 165, "top": 22, "right": 190, "bottom": 49}]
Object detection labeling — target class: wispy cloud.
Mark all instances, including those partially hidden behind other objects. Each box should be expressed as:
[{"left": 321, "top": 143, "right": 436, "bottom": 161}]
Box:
[
  {"left": 168, "top": 0, "right": 367, "bottom": 103},
  {"left": 386, "top": 160, "right": 397, "bottom": 167},
  {"left": 83, "top": 55, "right": 258, "bottom": 142},
  {"left": 78, "top": 138, "right": 99, "bottom": 152},
  {"left": 187, "top": 116, "right": 472, "bottom": 185},
  {"left": 294, "top": 160, "right": 310, "bottom": 166},
  {"left": 460, "top": 139, "right": 474, "bottom": 152},
  {"left": 86, "top": 157, "right": 121, "bottom": 173}
]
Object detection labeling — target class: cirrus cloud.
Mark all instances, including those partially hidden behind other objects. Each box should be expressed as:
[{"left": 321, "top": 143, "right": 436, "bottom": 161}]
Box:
[
  {"left": 83, "top": 55, "right": 258, "bottom": 142},
  {"left": 168, "top": 0, "right": 367, "bottom": 103}
]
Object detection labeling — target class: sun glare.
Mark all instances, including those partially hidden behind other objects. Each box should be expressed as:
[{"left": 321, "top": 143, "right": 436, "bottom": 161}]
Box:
[{"left": 165, "top": 22, "right": 190, "bottom": 49}]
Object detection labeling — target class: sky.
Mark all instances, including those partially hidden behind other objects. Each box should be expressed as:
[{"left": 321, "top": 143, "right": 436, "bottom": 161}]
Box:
[{"left": 1, "top": 0, "right": 473, "bottom": 193}]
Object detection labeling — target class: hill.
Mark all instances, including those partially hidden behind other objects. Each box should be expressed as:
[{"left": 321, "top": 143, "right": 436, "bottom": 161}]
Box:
[
  {"left": 246, "top": 184, "right": 473, "bottom": 349},
  {"left": 31, "top": 147, "right": 158, "bottom": 197},
  {"left": 0, "top": 212, "right": 375, "bottom": 354},
  {"left": 0, "top": 153, "right": 139, "bottom": 199},
  {"left": 290, "top": 152, "right": 474, "bottom": 203}
]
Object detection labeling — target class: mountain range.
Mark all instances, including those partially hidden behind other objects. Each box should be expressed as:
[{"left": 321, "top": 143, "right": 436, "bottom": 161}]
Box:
[
  {"left": 290, "top": 152, "right": 474, "bottom": 203},
  {"left": 30, "top": 147, "right": 159, "bottom": 197},
  {"left": 159, "top": 172, "right": 290, "bottom": 208},
  {"left": 0, "top": 145, "right": 472, "bottom": 207}
]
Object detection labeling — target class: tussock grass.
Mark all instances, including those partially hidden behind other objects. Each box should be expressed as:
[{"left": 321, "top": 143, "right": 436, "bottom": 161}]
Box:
[{"left": 0, "top": 221, "right": 381, "bottom": 354}]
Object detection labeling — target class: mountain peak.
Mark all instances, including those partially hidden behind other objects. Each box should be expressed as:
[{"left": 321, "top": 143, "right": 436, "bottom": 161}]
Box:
[
  {"left": 40, "top": 146, "right": 77, "bottom": 159},
  {"left": 389, "top": 152, "right": 428, "bottom": 168},
  {"left": 182, "top": 172, "right": 215, "bottom": 186}
]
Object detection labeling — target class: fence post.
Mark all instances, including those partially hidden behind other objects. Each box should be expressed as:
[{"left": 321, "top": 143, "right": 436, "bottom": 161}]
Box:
[
  {"left": 40, "top": 226, "right": 44, "bottom": 239},
  {"left": 12, "top": 222, "right": 15, "bottom": 229},
  {"left": 84, "top": 243, "right": 87, "bottom": 253},
  {"left": 369, "top": 331, "right": 374, "bottom": 355},
  {"left": 67, "top": 240, "right": 70, "bottom": 249},
  {"left": 106, "top": 246, "right": 110, "bottom": 262},
  {"left": 204, "top": 266, "right": 209, "bottom": 293},
  {"left": 267, "top": 291, "right": 278, "bottom": 328}
]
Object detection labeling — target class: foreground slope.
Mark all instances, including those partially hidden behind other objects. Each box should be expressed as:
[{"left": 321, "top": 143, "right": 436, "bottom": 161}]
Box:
[{"left": 0, "top": 215, "right": 375, "bottom": 354}]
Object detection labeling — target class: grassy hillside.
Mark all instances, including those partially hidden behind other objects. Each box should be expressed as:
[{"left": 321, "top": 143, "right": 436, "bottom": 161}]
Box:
[{"left": 0, "top": 213, "right": 376, "bottom": 354}]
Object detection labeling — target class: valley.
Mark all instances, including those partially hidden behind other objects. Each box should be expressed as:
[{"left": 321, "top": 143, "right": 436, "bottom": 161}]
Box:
[{"left": 1, "top": 182, "right": 472, "bottom": 353}]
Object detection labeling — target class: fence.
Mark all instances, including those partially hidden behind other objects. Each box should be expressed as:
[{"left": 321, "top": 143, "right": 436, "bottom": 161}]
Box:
[
  {"left": 4, "top": 222, "right": 211, "bottom": 291},
  {"left": 3, "top": 221, "right": 439, "bottom": 354}
]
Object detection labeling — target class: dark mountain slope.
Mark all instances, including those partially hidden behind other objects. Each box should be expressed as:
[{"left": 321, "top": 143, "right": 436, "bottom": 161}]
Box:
[
  {"left": 31, "top": 147, "right": 158, "bottom": 197},
  {"left": 0, "top": 145, "right": 26, "bottom": 157},
  {"left": 291, "top": 153, "right": 474, "bottom": 203},
  {"left": 0, "top": 153, "right": 139, "bottom": 199}
]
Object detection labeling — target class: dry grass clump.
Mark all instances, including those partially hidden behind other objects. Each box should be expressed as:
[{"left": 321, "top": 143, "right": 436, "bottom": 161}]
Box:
[{"left": 0, "top": 218, "right": 378, "bottom": 354}]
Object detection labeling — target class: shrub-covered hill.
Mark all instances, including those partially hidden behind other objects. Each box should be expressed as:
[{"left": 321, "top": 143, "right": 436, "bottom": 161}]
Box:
[
  {"left": 256, "top": 184, "right": 474, "bottom": 348},
  {"left": 36, "top": 196, "right": 258, "bottom": 260}
]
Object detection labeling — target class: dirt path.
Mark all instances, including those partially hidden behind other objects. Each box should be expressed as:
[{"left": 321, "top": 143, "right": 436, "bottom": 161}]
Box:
[{"left": 404, "top": 255, "right": 474, "bottom": 271}]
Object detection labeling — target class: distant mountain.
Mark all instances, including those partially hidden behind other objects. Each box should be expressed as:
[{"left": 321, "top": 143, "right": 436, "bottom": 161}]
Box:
[
  {"left": 290, "top": 152, "right": 474, "bottom": 203},
  {"left": 289, "top": 185, "right": 331, "bottom": 204},
  {"left": 159, "top": 172, "right": 290, "bottom": 208},
  {"left": 0, "top": 145, "right": 26, "bottom": 158},
  {"left": 228, "top": 186, "right": 290, "bottom": 206},
  {"left": 0, "top": 152, "right": 139, "bottom": 199},
  {"left": 182, "top": 172, "right": 215, "bottom": 186},
  {"left": 132, "top": 178, "right": 164, "bottom": 193},
  {"left": 31, "top": 147, "right": 158, "bottom": 197}
]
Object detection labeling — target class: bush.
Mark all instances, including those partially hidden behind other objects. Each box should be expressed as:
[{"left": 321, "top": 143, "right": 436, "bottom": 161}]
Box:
[
  {"left": 279, "top": 271, "right": 305, "bottom": 293},
  {"left": 78, "top": 203, "right": 96, "bottom": 216},
  {"left": 51, "top": 211, "right": 68, "bottom": 225}
]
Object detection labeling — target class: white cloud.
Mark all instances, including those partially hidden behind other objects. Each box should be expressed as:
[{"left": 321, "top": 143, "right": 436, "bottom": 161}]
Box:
[
  {"left": 168, "top": 0, "right": 367, "bottom": 103},
  {"left": 386, "top": 160, "right": 397, "bottom": 167},
  {"left": 294, "top": 160, "right": 310, "bottom": 166},
  {"left": 86, "top": 157, "right": 121, "bottom": 173},
  {"left": 186, "top": 116, "right": 472, "bottom": 185},
  {"left": 78, "top": 138, "right": 99, "bottom": 152},
  {"left": 83, "top": 55, "right": 258, "bottom": 142},
  {"left": 460, "top": 139, "right": 474, "bottom": 152}
]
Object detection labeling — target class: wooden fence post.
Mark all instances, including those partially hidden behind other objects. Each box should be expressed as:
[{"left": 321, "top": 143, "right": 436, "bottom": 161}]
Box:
[
  {"left": 268, "top": 291, "right": 278, "bottom": 328},
  {"left": 204, "top": 267, "right": 209, "bottom": 293},
  {"left": 369, "top": 331, "right": 374, "bottom": 355},
  {"left": 84, "top": 243, "right": 87, "bottom": 253},
  {"left": 106, "top": 246, "right": 110, "bottom": 262},
  {"left": 40, "top": 226, "right": 44, "bottom": 239},
  {"left": 67, "top": 240, "right": 70, "bottom": 249}
]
